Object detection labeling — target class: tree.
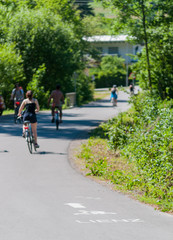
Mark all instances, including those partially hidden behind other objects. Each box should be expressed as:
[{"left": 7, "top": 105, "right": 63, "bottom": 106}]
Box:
[
  {"left": 0, "top": 43, "right": 24, "bottom": 106},
  {"left": 82, "top": 14, "right": 113, "bottom": 36},
  {"left": 73, "top": 0, "right": 95, "bottom": 18},
  {"left": 6, "top": 8, "right": 82, "bottom": 93},
  {"left": 0, "top": 0, "right": 94, "bottom": 106},
  {"left": 96, "top": 0, "right": 153, "bottom": 92},
  {"left": 96, "top": 0, "right": 173, "bottom": 98},
  {"left": 27, "top": 64, "right": 49, "bottom": 108},
  {"left": 90, "top": 55, "right": 126, "bottom": 88}
]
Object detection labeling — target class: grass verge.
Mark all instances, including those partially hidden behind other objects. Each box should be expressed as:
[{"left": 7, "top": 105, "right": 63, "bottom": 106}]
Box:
[
  {"left": 94, "top": 90, "right": 110, "bottom": 101},
  {"left": 74, "top": 110, "right": 173, "bottom": 214},
  {"left": 75, "top": 135, "right": 173, "bottom": 214}
]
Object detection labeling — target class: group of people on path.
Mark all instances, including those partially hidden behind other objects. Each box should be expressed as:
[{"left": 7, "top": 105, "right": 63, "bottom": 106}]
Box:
[
  {"left": 1, "top": 82, "right": 134, "bottom": 149},
  {"left": 1, "top": 83, "right": 64, "bottom": 149},
  {"left": 109, "top": 83, "right": 135, "bottom": 106}
]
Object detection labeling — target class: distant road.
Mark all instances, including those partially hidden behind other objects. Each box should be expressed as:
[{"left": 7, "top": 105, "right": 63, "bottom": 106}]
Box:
[
  {"left": 95, "top": 88, "right": 109, "bottom": 91},
  {"left": 0, "top": 91, "right": 172, "bottom": 240}
]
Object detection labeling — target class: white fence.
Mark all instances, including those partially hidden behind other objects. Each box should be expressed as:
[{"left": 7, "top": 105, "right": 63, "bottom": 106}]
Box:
[{"left": 66, "top": 92, "right": 76, "bottom": 107}]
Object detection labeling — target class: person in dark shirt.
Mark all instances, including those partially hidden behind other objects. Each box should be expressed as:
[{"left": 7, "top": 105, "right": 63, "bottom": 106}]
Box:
[
  {"left": 18, "top": 90, "right": 40, "bottom": 148},
  {"left": 129, "top": 84, "right": 134, "bottom": 95}
]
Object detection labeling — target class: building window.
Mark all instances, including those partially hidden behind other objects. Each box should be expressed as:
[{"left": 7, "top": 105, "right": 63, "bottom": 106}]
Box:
[{"left": 108, "top": 47, "right": 118, "bottom": 54}]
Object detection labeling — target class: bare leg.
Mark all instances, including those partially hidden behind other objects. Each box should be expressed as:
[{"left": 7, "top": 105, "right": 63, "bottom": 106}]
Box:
[
  {"left": 112, "top": 98, "right": 116, "bottom": 106},
  {"left": 23, "top": 124, "right": 25, "bottom": 133},
  {"left": 59, "top": 107, "right": 62, "bottom": 122},
  {"left": 31, "top": 122, "right": 38, "bottom": 144},
  {"left": 51, "top": 106, "right": 55, "bottom": 118},
  {"left": 51, "top": 106, "right": 55, "bottom": 122}
]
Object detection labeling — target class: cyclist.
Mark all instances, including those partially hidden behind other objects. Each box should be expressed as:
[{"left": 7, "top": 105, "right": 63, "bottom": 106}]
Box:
[
  {"left": 48, "top": 84, "right": 64, "bottom": 123},
  {"left": 11, "top": 83, "right": 24, "bottom": 122},
  {"left": 110, "top": 85, "right": 118, "bottom": 106},
  {"left": 11, "top": 83, "right": 24, "bottom": 107},
  {"left": 18, "top": 90, "right": 40, "bottom": 148},
  {"left": 0, "top": 94, "right": 5, "bottom": 116}
]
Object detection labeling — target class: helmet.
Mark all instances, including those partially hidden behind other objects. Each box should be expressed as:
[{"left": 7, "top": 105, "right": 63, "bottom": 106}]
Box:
[{"left": 113, "top": 85, "right": 117, "bottom": 88}]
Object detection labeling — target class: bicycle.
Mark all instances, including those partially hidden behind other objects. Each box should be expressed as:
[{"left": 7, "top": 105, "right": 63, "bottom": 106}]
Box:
[
  {"left": 55, "top": 108, "right": 60, "bottom": 130},
  {"left": 18, "top": 117, "right": 37, "bottom": 154},
  {"left": 14, "top": 101, "right": 22, "bottom": 124}
]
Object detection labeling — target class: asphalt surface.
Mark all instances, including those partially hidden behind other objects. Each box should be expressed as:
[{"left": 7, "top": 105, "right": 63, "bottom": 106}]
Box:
[{"left": 0, "top": 91, "right": 173, "bottom": 240}]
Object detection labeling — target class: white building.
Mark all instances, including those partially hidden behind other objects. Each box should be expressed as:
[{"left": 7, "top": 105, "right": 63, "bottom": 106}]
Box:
[{"left": 85, "top": 35, "right": 143, "bottom": 64}]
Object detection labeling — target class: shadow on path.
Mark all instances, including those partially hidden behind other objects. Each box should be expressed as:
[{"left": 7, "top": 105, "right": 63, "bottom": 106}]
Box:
[
  {"left": 33, "top": 151, "right": 68, "bottom": 155},
  {"left": 0, "top": 109, "right": 103, "bottom": 140},
  {"left": 0, "top": 97, "right": 129, "bottom": 140}
]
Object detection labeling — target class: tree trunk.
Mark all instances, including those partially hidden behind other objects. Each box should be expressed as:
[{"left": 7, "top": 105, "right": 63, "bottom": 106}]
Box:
[{"left": 141, "top": 0, "right": 152, "bottom": 94}]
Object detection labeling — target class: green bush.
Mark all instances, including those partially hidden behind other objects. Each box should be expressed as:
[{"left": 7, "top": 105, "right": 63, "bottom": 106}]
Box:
[
  {"left": 76, "top": 71, "right": 94, "bottom": 105},
  {"left": 0, "top": 43, "right": 25, "bottom": 108},
  {"left": 27, "top": 64, "right": 50, "bottom": 108},
  {"left": 99, "top": 93, "right": 173, "bottom": 211},
  {"left": 90, "top": 55, "right": 126, "bottom": 88}
]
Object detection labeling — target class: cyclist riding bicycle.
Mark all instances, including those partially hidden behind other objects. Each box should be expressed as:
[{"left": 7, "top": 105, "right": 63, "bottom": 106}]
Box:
[
  {"left": 18, "top": 90, "right": 40, "bottom": 148},
  {"left": 11, "top": 83, "right": 24, "bottom": 107},
  {"left": 11, "top": 83, "right": 24, "bottom": 122},
  {"left": 0, "top": 94, "right": 5, "bottom": 116},
  {"left": 48, "top": 84, "right": 64, "bottom": 123}
]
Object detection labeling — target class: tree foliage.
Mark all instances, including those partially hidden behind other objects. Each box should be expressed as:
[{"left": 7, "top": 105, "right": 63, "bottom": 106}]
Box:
[
  {"left": 96, "top": 0, "right": 173, "bottom": 99},
  {"left": 90, "top": 55, "right": 126, "bottom": 88},
  {"left": 82, "top": 14, "right": 113, "bottom": 36},
  {"left": 6, "top": 8, "right": 82, "bottom": 92},
  {"left": 0, "top": 43, "right": 24, "bottom": 105},
  {"left": 0, "top": 0, "right": 94, "bottom": 108},
  {"left": 99, "top": 93, "right": 173, "bottom": 211}
]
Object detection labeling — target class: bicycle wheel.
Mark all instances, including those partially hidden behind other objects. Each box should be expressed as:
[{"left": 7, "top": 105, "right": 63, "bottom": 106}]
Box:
[
  {"left": 26, "top": 132, "right": 33, "bottom": 154},
  {"left": 55, "top": 111, "right": 59, "bottom": 130},
  {"left": 56, "top": 119, "right": 59, "bottom": 130},
  {"left": 14, "top": 109, "right": 17, "bottom": 123}
]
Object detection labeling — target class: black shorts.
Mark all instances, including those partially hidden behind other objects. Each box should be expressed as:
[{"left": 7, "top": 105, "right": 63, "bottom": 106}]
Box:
[{"left": 23, "top": 112, "right": 37, "bottom": 123}]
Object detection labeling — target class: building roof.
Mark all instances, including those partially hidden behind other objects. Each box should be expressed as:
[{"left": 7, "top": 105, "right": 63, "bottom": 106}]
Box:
[{"left": 84, "top": 35, "right": 129, "bottom": 43}]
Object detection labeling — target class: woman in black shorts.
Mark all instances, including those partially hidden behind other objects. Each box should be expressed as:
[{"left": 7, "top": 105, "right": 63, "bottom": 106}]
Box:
[{"left": 18, "top": 90, "right": 40, "bottom": 148}]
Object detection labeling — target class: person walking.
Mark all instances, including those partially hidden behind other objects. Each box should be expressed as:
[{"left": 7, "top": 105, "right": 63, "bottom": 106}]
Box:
[
  {"left": 110, "top": 85, "right": 118, "bottom": 106},
  {"left": 18, "top": 90, "right": 40, "bottom": 148},
  {"left": 129, "top": 83, "right": 134, "bottom": 96},
  {"left": 48, "top": 84, "right": 64, "bottom": 123}
]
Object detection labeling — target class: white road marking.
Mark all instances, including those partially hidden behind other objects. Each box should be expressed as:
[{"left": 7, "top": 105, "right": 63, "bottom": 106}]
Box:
[
  {"left": 74, "top": 210, "right": 117, "bottom": 215},
  {"left": 65, "top": 203, "right": 86, "bottom": 209},
  {"left": 76, "top": 219, "right": 144, "bottom": 224},
  {"left": 65, "top": 202, "right": 144, "bottom": 224}
]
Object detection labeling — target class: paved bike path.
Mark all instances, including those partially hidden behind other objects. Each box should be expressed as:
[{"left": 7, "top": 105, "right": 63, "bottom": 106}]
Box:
[{"left": 0, "top": 91, "right": 172, "bottom": 240}]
